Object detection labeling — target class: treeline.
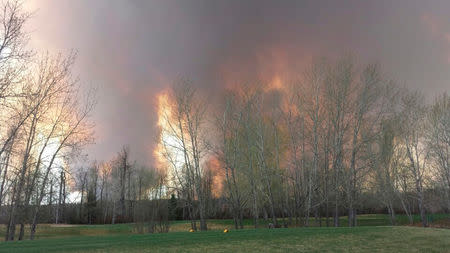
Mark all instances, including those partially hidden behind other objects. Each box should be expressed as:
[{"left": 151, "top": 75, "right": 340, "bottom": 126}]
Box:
[
  {"left": 0, "top": 1, "right": 95, "bottom": 240},
  {"left": 158, "top": 58, "right": 449, "bottom": 231},
  {"left": 71, "top": 148, "right": 168, "bottom": 230}
]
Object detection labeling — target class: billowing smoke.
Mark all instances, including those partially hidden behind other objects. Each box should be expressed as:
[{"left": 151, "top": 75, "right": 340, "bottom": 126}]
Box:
[{"left": 25, "top": 0, "right": 450, "bottom": 166}]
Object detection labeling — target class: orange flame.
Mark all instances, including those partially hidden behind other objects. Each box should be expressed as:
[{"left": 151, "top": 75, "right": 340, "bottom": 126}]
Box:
[{"left": 154, "top": 91, "right": 179, "bottom": 170}]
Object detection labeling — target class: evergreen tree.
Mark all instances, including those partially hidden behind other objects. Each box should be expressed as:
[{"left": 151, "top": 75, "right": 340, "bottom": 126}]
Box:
[{"left": 168, "top": 194, "right": 178, "bottom": 220}]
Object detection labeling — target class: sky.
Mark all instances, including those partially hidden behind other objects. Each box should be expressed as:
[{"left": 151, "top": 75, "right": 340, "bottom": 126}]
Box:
[{"left": 24, "top": 0, "right": 450, "bottom": 167}]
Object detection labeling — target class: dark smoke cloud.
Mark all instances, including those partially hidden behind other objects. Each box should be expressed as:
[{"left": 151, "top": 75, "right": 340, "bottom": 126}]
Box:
[{"left": 25, "top": 0, "right": 450, "bottom": 166}]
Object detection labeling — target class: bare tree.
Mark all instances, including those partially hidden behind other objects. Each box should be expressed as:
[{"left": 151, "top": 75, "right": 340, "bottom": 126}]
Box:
[
  {"left": 217, "top": 92, "right": 245, "bottom": 229},
  {"left": 426, "top": 93, "right": 450, "bottom": 210},
  {"left": 0, "top": 0, "right": 31, "bottom": 102},
  {"left": 398, "top": 91, "right": 429, "bottom": 227},
  {"left": 157, "top": 81, "right": 210, "bottom": 230}
]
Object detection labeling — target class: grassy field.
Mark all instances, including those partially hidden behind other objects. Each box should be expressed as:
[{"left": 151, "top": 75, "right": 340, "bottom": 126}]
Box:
[
  {"left": 0, "top": 226, "right": 449, "bottom": 253},
  {"left": 1, "top": 213, "right": 448, "bottom": 241},
  {"left": 0, "top": 214, "right": 449, "bottom": 252}
]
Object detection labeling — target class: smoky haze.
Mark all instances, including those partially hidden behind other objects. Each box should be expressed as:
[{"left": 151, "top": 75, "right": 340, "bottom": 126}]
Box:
[{"left": 24, "top": 0, "right": 450, "bottom": 166}]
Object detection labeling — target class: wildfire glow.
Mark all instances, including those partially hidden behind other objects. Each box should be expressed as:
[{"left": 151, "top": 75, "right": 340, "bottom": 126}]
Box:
[
  {"left": 154, "top": 90, "right": 224, "bottom": 194},
  {"left": 153, "top": 75, "right": 286, "bottom": 194},
  {"left": 154, "top": 92, "right": 185, "bottom": 171},
  {"left": 264, "top": 75, "right": 283, "bottom": 92}
]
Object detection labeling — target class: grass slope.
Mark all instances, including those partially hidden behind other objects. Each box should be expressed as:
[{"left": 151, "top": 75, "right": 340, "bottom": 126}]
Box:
[{"left": 0, "top": 226, "right": 449, "bottom": 253}]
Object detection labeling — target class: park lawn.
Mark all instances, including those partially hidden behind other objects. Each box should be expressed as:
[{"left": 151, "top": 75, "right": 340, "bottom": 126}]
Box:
[
  {"left": 0, "top": 213, "right": 449, "bottom": 241},
  {"left": 0, "top": 226, "right": 449, "bottom": 253}
]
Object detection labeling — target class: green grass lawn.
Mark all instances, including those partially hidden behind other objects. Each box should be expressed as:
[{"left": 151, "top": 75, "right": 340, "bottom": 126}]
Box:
[
  {"left": 0, "top": 226, "right": 449, "bottom": 253},
  {"left": 0, "top": 214, "right": 449, "bottom": 252},
  {"left": 1, "top": 214, "right": 448, "bottom": 241}
]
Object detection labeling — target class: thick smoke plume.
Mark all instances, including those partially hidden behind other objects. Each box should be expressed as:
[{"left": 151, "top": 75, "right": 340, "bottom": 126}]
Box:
[{"left": 25, "top": 0, "right": 450, "bottom": 166}]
